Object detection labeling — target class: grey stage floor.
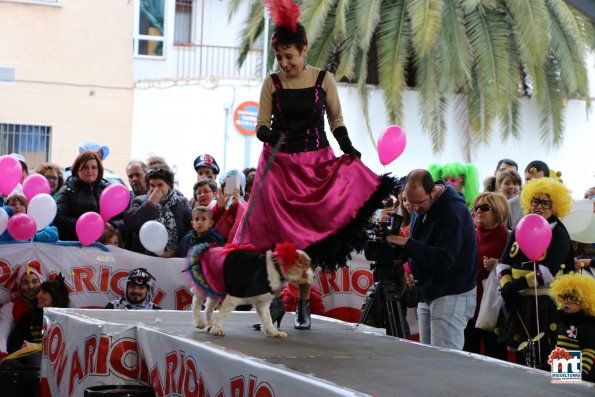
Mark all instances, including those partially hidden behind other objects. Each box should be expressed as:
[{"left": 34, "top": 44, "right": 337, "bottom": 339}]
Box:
[{"left": 84, "top": 310, "right": 593, "bottom": 397}]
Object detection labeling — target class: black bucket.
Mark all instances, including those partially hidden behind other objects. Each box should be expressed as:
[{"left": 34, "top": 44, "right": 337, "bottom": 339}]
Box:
[
  {"left": 84, "top": 384, "right": 155, "bottom": 396},
  {"left": 0, "top": 365, "right": 40, "bottom": 397}
]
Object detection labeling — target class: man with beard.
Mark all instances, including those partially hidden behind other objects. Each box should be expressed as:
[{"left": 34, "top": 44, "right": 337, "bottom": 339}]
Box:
[
  {"left": 105, "top": 268, "right": 161, "bottom": 310},
  {"left": 126, "top": 160, "right": 149, "bottom": 199},
  {"left": 0, "top": 260, "right": 43, "bottom": 359}
]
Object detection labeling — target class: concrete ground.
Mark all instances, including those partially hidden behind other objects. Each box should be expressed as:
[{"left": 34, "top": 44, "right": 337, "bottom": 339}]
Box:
[{"left": 85, "top": 310, "right": 594, "bottom": 396}]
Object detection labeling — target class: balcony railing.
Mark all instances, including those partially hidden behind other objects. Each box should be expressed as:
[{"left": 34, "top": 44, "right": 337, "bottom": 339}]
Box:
[{"left": 174, "top": 44, "right": 263, "bottom": 80}]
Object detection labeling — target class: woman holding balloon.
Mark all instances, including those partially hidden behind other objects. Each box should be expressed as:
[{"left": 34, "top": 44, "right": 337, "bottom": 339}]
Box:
[
  {"left": 125, "top": 167, "right": 191, "bottom": 257},
  {"left": 55, "top": 151, "right": 121, "bottom": 242},
  {"left": 233, "top": 0, "right": 395, "bottom": 329},
  {"left": 495, "top": 177, "right": 573, "bottom": 368},
  {"left": 0, "top": 194, "right": 58, "bottom": 242}
]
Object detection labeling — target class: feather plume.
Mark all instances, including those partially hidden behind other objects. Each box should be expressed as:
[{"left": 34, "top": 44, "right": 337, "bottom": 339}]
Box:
[
  {"left": 273, "top": 242, "right": 299, "bottom": 272},
  {"left": 264, "top": 0, "right": 300, "bottom": 32}
]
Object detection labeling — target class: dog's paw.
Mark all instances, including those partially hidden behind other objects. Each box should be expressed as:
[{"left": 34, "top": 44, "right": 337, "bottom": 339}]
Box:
[
  {"left": 210, "top": 326, "right": 225, "bottom": 336},
  {"left": 194, "top": 319, "right": 207, "bottom": 329},
  {"left": 271, "top": 330, "right": 287, "bottom": 338}
]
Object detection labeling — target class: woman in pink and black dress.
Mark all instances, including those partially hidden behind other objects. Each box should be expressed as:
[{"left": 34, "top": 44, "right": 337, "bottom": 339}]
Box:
[{"left": 234, "top": 1, "right": 394, "bottom": 329}]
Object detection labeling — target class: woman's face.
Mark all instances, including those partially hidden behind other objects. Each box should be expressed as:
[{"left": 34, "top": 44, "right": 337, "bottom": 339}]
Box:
[
  {"left": 195, "top": 185, "right": 215, "bottom": 207},
  {"left": 499, "top": 177, "right": 520, "bottom": 199},
  {"left": 79, "top": 159, "right": 99, "bottom": 184},
  {"left": 7, "top": 197, "right": 26, "bottom": 214},
  {"left": 149, "top": 178, "right": 170, "bottom": 196},
  {"left": 43, "top": 169, "right": 60, "bottom": 193},
  {"left": 401, "top": 193, "right": 412, "bottom": 214},
  {"left": 473, "top": 199, "right": 497, "bottom": 229},
  {"left": 530, "top": 193, "right": 553, "bottom": 219},
  {"left": 36, "top": 289, "right": 53, "bottom": 308},
  {"left": 275, "top": 44, "right": 307, "bottom": 78}
]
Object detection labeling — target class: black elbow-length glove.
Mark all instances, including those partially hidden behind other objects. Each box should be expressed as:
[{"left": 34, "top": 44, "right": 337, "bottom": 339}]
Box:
[
  {"left": 256, "top": 126, "right": 282, "bottom": 146},
  {"left": 333, "top": 126, "right": 361, "bottom": 159}
]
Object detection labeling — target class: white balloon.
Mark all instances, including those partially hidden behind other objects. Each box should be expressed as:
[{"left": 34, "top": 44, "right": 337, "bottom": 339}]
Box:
[
  {"left": 0, "top": 207, "right": 8, "bottom": 235},
  {"left": 569, "top": 214, "right": 595, "bottom": 244},
  {"left": 139, "top": 220, "right": 168, "bottom": 255},
  {"left": 27, "top": 193, "right": 57, "bottom": 231}
]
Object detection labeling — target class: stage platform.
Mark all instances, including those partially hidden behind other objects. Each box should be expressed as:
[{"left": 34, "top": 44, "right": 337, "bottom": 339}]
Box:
[{"left": 41, "top": 309, "right": 593, "bottom": 397}]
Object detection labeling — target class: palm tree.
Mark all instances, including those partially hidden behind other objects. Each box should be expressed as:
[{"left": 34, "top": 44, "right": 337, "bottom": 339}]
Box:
[{"left": 230, "top": 0, "right": 594, "bottom": 160}]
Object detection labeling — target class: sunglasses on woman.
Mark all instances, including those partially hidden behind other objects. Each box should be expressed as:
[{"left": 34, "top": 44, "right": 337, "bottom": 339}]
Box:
[
  {"left": 531, "top": 198, "right": 552, "bottom": 209},
  {"left": 557, "top": 294, "right": 581, "bottom": 304},
  {"left": 473, "top": 203, "right": 492, "bottom": 212}
]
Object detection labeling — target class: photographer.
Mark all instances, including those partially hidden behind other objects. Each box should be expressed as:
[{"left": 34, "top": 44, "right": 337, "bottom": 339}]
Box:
[{"left": 386, "top": 170, "right": 477, "bottom": 350}]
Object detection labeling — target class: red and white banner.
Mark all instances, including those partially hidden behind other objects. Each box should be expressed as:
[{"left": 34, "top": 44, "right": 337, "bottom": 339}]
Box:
[
  {"left": 41, "top": 309, "right": 360, "bottom": 397},
  {"left": 0, "top": 242, "right": 375, "bottom": 316}
]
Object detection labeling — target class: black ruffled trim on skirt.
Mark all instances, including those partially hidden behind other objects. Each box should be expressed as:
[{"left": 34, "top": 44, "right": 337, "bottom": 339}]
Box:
[{"left": 305, "top": 174, "right": 397, "bottom": 270}]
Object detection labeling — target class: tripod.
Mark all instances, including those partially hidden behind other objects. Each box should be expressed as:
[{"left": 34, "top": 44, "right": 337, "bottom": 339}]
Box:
[{"left": 359, "top": 277, "right": 409, "bottom": 338}]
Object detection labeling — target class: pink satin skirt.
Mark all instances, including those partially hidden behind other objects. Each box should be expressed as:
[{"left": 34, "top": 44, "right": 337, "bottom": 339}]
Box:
[{"left": 234, "top": 144, "right": 381, "bottom": 255}]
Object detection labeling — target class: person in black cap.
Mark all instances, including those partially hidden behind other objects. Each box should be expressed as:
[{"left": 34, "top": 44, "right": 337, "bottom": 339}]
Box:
[
  {"left": 105, "top": 268, "right": 161, "bottom": 310},
  {"left": 193, "top": 154, "right": 220, "bottom": 181}
]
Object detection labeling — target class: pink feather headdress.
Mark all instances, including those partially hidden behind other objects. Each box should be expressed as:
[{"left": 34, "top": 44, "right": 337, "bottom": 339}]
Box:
[{"left": 264, "top": 0, "right": 301, "bottom": 32}]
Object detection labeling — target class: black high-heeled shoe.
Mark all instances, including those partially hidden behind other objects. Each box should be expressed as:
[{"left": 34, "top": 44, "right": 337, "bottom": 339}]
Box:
[
  {"left": 253, "top": 296, "right": 286, "bottom": 330},
  {"left": 294, "top": 298, "right": 311, "bottom": 329}
]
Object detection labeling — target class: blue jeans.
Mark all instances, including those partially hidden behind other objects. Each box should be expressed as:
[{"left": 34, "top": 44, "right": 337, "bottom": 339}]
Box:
[{"left": 417, "top": 287, "right": 476, "bottom": 350}]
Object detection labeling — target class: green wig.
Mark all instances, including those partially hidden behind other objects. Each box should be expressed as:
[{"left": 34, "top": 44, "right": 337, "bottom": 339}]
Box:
[{"left": 427, "top": 162, "right": 479, "bottom": 207}]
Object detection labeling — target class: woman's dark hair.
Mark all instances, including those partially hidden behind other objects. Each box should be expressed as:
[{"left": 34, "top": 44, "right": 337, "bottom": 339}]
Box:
[
  {"left": 72, "top": 151, "right": 103, "bottom": 181},
  {"left": 146, "top": 167, "right": 175, "bottom": 187},
  {"left": 272, "top": 23, "right": 308, "bottom": 52},
  {"left": 41, "top": 276, "right": 70, "bottom": 308}
]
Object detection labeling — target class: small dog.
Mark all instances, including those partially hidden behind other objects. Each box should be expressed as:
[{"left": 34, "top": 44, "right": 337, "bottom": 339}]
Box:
[{"left": 186, "top": 242, "right": 312, "bottom": 337}]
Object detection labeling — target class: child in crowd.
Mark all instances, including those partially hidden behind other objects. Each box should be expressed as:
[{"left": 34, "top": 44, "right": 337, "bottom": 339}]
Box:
[
  {"left": 0, "top": 194, "right": 58, "bottom": 242},
  {"left": 175, "top": 206, "right": 226, "bottom": 258},
  {"left": 549, "top": 273, "right": 595, "bottom": 382},
  {"left": 98, "top": 223, "right": 121, "bottom": 247},
  {"left": 193, "top": 154, "right": 220, "bottom": 181}
]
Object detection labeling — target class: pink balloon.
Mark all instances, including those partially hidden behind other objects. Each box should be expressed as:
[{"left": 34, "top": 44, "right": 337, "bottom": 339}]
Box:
[
  {"left": 7, "top": 214, "right": 37, "bottom": 241},
  {"left": 378, "top": 125, "right": 407, "bottom": 166},
  {"left": 99, "top": 184, "right": 130, "bottom": 221},
  {"left": 22, "top": 174, "right": 51, "bottom": 201},
  {"left": 76, "top": 212, "right": 104, "bottom": 246},
  {"left": 0, "top": 155, "right": 23, "bottom": 196},
  {"left": 515, "top": 214, "right": 553, "bottom": 261}
]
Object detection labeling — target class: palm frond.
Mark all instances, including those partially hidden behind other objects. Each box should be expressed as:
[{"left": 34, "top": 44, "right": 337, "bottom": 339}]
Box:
[
  {"left": 417, "top": 49, "right": 447, "bottom": 152},
  {"left": 499, "top": 33, "right": 521, "bottom": 140},
  {"left": 306, "top": 11, "right": 339, "bottom": 68},
  {"left": 504, "top": 0, "right": 550, "bottom": 65},
  {"left": 532, "top": 55, "right": 565, "bottom": 147},
  {"left": 377, "top": 0, "right": 410, "bottom": 124},
  {"left": 355, "top": 0, "right": 381, "bottom": 53},
  {"left": 453, "top": 94, "right": 474, "bottom": 162},
  {"left": 236, "top": 2, "right": 265, "bottom": 67},
  {"left": 300, "top": 0, "right": 337, "bottom": 43},
  {"left": 335, "top": 1, "right": 359, "bottom": 80},
  {"left": 227, "top": 0, "right": 244, "bottom": 22},
  {"left": 406, "top": 0, "right": 444, "bottom": 58},
  {"left": 438, "top": 0, "right": 471, "bottom": 93}
]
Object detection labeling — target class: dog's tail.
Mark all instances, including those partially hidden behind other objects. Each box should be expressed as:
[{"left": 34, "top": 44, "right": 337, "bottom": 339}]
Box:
[{"left": 182, "top": 243, "right": 211, "bottom": 273}]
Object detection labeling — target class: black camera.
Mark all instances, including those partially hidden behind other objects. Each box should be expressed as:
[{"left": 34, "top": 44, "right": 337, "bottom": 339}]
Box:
[{"left": 364, "top": 215, "right": 407, "bottom": 279}]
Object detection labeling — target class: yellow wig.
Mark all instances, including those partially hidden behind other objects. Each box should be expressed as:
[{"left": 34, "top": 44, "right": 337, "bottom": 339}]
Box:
[
  {"left": 550, "top": 273, "right": 595, "bottom": 316},
  {"left": 520, "top": 177, "right": 572, "bottom": 218}
]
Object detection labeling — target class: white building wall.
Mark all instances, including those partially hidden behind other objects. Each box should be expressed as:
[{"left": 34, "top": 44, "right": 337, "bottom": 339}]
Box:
[{"left": 132, "top": 1, "right": 594, "bottom": 199}]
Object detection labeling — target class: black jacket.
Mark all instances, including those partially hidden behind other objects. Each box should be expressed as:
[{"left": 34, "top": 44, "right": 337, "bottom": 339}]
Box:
[
  {"left": 125, "top": 193, "right": 192, "bottom": 254},
  {"left": 55, "top": 176, "right": 113, "bottom": 241}
]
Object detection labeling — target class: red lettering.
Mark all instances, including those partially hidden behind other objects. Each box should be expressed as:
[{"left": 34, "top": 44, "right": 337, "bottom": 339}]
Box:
[
  {"left": 140, "top": 356, "right": 150, "bottom": 384},
  {"left": 230, "top": 376, "right": 245, "bottom": 397},
  {"left": 54, "top": 345, "right": 68, "bottom": 389},
  {"left": 255, "top": 383, "right": 274, "bottom": 397},
  {"left": 72, "top": 267, "right": 97, "bottom": 293},
  {"left": 110, "top": 339, "right": 139, "bottom": 380},
  {"left": 248, "top": 376, "right": 257, "bottom": 397},
  {"left": 110, "top": 270, "right": 128, "bottom": 296},
  {"left": 150, "top": 364, "right": 165, "bottom": 397},
  {"left": 99, "top": 267, "right": 111, "bottom": 293},
  {"left": 83, "top": 336, "right": 97, "bottom": 376},
  {"left": 0, "top": 260, "right": 11, "bottom": 285},
  {"left": 352, "top": 269, "right": 373, "bottom": 296},
  {"left": 175, "top": 288, "right": 193, "bottom": 310},
  {"left": 317, "top": 270, "right": 340, "bottom": 295},
  {"left": 69, "top": 348, "right": 84, "bottom": 396},
  {"left": 184, "top": 357, "right": 199, "bottom": 397},
  {"left": 177, "top": 352, "right": 186, "bottom": 394},
  {"left": 164, "top": 352, "right": 179, "bottom": 395},
  {"left": 48, "top": 325, "right": 63, "bottom": 363},
  {"left": 96, "top": 335, "right": 109, "bottom": 374},
  {"left": 341, "top": 267, "right": 350, "bottom": 292},
  {"left": 3, "top": 264, "right": 20, "bottom": 292},
  {"left": 153, "top": 289, "right": 166, "bottom": 306}
]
